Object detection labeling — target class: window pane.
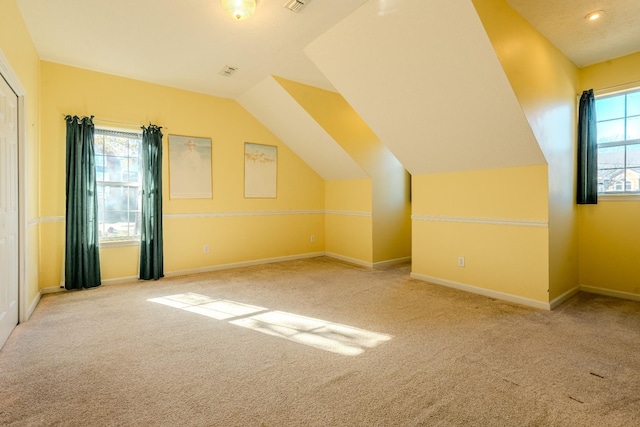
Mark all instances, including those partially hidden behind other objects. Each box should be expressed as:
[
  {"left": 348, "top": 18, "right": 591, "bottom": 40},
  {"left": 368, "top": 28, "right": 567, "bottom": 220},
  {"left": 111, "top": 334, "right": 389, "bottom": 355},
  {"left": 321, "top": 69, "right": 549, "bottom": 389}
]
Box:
[
  {"left": 596, "top": 95, "right": 625, "bottom": 121},
  {"left": 628, "top": 92, "right": 640, "bottom": 116},
  {"left": 597, "top": 119, "right": 625, "bottom": 143},
  {"left": 95, "top": 156, "right": 105, "bottom": 181},
  {"left": 598, "top": 168, "right": 624, "bottom": 193},
  {"left": 598, "top": 146, "right": 625, "bottom": 169},
  {"left": 104, "top": 156, "right": 128, "bottom": 182},
  {"left": 128, "top": 187, "right": 141, "bottom": 211},
  {"left": 627, "top": 144, "right": 640, "bottom": 168},
  {"left": 627, "top": 116, "right": 640, "bottom": 140},
  {"left": 105, "top": 136, "right": 129, "bottom": 156},
  {"left": 129, "top": 212, "right": 141, "bottom": 237},
  {"left": 94, "top": 134, "right": 105, "bottom": 155},
  {"left": 629, "top": 167, "right": 640, "bottom": 192},
  {"left": 129, "top": 139, "right": 140, "bottom": 158},
  {"left": 128, "top": 158, "right": 140, "bottom": 182}
]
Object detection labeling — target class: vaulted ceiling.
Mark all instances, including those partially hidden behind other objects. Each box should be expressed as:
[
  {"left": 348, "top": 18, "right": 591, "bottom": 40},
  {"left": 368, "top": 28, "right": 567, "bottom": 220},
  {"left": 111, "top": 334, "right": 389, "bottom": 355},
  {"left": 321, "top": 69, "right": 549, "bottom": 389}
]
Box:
[{"left": 15, "top": 0, "right": 640, "bottom": 177}]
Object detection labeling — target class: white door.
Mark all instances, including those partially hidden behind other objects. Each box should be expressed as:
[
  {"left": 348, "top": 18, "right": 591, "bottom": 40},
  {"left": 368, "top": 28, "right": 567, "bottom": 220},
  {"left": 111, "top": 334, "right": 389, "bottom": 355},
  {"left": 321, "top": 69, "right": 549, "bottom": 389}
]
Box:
[{"left": 0, "top": 74, "right": 19, "bottom": 349}]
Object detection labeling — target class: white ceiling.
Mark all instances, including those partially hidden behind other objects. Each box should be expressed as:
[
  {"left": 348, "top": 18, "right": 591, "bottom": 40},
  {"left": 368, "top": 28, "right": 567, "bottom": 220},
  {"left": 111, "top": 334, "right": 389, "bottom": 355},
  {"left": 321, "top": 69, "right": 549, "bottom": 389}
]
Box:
[
  {"left": 16, "top": 0, "right": 368, "bottom": 99},
  {"left": 506, "top": 0, "right": 640, "bottom": 67},
  {"left": 12, "top": 0, "right": 640, "bottom": 179},
  {"left": 16, "top": 0, "right": 640, "bottom": 99}
]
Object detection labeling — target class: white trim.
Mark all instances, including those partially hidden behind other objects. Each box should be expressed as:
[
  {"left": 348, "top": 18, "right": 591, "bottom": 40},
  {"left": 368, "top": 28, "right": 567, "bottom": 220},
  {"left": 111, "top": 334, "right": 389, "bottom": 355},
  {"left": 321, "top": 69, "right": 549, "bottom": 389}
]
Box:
[
  {"left": 41, "top": 286, "right": 64, "bottom": 295},
  {"left": 99, "top": 239, "right": 140, "bottom": 248},
  {"left": 597, "top": 194, "right": 640, "bottom": 202},
  {"left": 325, "top": 252, "right": 373, "bottom": 268},
  {"left": 164, "top": 252, "right": 325, "bottom": 277},
  {"left": 27, "top": 291, "right": 41, "bottom": 318},
  {"left": 550, "top": 286, "right": 579, "bottom": 310},
  {"left": 0, "top": 50, "right": 26, "bottom": 95},
  {"left": 0, "top": 48, "right": 29, "bottom": 324},
  {"left": 580, "top": 285, "right": 640, "bottom": 302},
  {"left": 410, "top": 272, "right": 551, "bottom": 310},
  {"left": 102, "top": 276, "right": 139, "bottom": 285},
  {"left": 411, "top": 215, "right": 548, "bottom": 228},
  {"left": 325, "top": 210, "right": 372, "bottom": 217},
  {"left": 372, "top": 256, "right": 411, "bottom": 269},
  {"left": 164, "top": 210, "right": 324, "bottom": 219},
  {"left": 36, "top": 211, "right": 326, "bottom": 223},
  {"left": 39, "top": 216, "right": 64, "bottom": 223}
]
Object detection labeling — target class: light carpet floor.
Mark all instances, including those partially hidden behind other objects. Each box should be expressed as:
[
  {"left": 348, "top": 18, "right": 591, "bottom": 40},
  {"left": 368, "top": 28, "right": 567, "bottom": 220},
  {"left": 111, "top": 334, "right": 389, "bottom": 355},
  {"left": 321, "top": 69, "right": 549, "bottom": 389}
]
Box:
[{"left": 1, "top": 257, "right": 639, "bottom": 426}]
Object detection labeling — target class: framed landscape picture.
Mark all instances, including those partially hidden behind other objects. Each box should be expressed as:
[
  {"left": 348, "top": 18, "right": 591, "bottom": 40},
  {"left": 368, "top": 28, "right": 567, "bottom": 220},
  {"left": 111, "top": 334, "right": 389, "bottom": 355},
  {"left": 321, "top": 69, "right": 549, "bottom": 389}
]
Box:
[
  {"left": 244, "top": 142, "right": 277, "bottom": 198},
  {"left": 168, "top": 135, "right": 212, "bottom": 199}
]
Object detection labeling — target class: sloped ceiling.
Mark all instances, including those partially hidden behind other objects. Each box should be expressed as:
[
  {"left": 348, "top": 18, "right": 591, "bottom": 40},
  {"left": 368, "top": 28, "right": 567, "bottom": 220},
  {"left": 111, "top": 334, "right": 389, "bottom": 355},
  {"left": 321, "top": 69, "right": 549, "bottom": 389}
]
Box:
[
  {"left": 305, "top": 0, "right": 546, "bottom": 176},
  {"left": 238, "top": 76, "right": 368, "bottom": 181}
]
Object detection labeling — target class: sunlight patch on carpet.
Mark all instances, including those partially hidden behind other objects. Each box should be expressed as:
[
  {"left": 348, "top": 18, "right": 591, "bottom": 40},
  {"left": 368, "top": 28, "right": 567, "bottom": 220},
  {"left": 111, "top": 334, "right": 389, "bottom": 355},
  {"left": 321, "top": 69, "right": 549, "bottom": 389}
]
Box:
[{"left": 148, "top": 293, "right": 392, "bottom": 356}]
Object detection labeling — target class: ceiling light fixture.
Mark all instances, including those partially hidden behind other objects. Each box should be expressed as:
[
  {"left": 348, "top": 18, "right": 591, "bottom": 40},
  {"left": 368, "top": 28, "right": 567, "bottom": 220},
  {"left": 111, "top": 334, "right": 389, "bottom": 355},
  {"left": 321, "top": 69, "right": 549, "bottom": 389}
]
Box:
[
  {"left": 585, "top": 10, "right": 605, "bottom": 21},
  {"left": 221, "top": 0, "right": 257, "bottom": 20}
]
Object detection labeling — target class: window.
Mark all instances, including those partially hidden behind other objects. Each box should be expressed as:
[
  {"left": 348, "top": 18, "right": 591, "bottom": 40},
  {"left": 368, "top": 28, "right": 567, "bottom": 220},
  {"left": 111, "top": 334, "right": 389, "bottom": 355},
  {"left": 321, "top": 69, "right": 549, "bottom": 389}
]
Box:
[
  {"left": 94, "top": 128, "right": 142, "bottom": 241},
  {"left": 596, "top": 89, "right": 640, "bottom": 194}
]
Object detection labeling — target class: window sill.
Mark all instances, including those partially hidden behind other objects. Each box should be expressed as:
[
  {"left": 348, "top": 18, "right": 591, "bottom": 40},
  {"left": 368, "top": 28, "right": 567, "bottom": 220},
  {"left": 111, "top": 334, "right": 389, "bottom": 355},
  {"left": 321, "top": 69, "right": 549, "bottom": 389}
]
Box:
[
  {"left": 99, "top": 239, "right": 140, "bottom": 248},
  {"left": 597, "top": 193, "right": 640, "bottom": 202}
]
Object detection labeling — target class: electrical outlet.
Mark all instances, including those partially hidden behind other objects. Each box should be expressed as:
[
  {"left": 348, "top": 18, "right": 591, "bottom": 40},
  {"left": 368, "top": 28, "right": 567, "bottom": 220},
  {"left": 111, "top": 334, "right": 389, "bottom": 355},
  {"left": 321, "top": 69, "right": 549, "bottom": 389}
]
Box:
[
  {"left": 457, "top": 256, "right": 465, "bottom": 267},
  {"left": 203, "top": 245, "right": 210, "bottom": 254},
  {"left": 310, "top": 235, "right": 316, "bottom": 243}
]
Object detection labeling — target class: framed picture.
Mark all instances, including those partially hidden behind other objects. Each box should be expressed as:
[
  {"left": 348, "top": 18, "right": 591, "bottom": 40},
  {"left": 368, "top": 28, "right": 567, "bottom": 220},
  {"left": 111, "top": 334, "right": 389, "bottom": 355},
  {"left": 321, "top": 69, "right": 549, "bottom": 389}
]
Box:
[
  {"left": 168, "top": 134, "right": 212, "bottom": 199},
  {"left": 244, "top": 142, "right": 277, "bottom": 198}
]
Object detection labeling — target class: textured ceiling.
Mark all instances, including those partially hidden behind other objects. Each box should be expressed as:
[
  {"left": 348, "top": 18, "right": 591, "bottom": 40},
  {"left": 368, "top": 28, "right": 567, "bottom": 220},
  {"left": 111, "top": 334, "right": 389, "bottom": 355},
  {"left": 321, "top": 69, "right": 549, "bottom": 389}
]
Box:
[{"left": 506, "top": 0, "right": 640, "bottom": 67}]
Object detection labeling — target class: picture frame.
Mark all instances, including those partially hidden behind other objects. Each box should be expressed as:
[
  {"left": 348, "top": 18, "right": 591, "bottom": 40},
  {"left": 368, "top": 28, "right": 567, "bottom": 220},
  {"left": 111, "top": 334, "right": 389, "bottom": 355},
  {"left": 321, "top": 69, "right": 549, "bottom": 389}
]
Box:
[
  {"left": 244, "top": 142, "right": 277, "bottom": 198},
  {"left": 168, "top": 134, "right": 212, "bottom": 199}
]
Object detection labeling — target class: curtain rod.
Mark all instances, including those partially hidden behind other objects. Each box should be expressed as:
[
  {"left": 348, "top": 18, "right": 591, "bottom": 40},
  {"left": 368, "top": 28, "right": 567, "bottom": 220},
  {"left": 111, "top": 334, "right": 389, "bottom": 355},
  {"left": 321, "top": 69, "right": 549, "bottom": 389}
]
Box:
[
  {"left": 62, "top": 114, "right": 166, "bottom": 129},
  {"left": 578, "top": 79, "right": 640, "bottom": 96}
]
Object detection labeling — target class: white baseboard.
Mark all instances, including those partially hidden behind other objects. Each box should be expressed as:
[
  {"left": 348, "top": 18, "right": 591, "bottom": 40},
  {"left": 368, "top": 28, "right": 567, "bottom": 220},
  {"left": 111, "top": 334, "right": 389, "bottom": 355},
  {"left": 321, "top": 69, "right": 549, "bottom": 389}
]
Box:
[
  {"left": 164, "top": 252, "right": 326, "bottom": 278},
  {"left": 26, "top": 291, "right": 41, "bottom": 319},
  {"left": 41, "top": 285, "right": 64, "bottom": 294},
  {"left": 550, "top": 286, "right": 580, "bottom": 310},
  {"left": 579, "top": 285, "right": 640, "bottom": 302},
  {"left": 372, "top": 256, "right": 412, "bottom": 269},
  {"left": 325, "top": 252, "right": 373, "bottom": 268},
  {"left": 102, "top": 276, "right": 139, "bottom": 285},
  {"left": 410, "top": 272, "right": 551, "bottom": 310}
]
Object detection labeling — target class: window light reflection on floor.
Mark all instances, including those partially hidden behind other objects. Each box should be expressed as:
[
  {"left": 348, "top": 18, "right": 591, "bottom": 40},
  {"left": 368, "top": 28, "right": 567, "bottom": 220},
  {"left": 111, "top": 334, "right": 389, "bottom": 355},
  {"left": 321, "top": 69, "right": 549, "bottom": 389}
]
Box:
[{"left": 148, "top": 293, "right": 392, "bottom": 356}]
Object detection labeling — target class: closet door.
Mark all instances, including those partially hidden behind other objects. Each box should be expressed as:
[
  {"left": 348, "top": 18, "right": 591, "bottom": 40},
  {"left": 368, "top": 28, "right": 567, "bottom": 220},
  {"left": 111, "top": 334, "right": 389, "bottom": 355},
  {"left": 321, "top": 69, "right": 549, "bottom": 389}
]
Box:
[{"left": 0, "top": 74, "right": 19, "bottom": 349}]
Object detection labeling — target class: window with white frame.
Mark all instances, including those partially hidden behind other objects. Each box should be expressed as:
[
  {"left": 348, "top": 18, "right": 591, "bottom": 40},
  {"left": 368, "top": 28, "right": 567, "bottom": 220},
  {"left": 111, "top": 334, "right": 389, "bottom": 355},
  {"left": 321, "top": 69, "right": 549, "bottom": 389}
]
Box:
[
  {"left": 94, "top": 128, "right": 142, "bottom": 241},
  {"left": 596, "top": 89, "right": 640, "bottom": 194}
]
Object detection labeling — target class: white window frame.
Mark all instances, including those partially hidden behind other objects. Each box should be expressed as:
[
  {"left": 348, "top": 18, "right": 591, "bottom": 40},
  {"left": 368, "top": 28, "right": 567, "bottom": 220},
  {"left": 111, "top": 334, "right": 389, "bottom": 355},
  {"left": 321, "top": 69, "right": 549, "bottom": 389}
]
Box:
[
  {"left": 595, "top": 88, "right": 640, "bottom": 196},
  {"left": 94, "top": 128, "right": 143, "bottom": 246}
]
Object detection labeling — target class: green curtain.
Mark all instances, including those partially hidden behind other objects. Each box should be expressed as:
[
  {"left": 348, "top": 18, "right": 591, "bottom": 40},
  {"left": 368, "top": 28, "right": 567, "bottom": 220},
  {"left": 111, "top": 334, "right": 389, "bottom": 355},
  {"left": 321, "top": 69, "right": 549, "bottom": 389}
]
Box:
[
  {"left": 140, "top": 124, "right": 164, "bottom": 280},
  {"left": 577, "top": 89, "right": 598, "bottom": 204},
  {"left": 65, "top": 115, "right": 101, "bottom": 290}
]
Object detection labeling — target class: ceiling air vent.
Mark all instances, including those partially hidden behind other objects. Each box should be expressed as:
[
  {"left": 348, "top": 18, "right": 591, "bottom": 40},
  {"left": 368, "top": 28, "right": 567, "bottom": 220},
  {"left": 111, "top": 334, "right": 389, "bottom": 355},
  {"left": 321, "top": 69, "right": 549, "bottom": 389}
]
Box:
[
  {"left": 219, "top": 65, "right": 238, "bottom": 77},
  {"left": 284, "top": 0, "right": 312, "bottom": 13}
]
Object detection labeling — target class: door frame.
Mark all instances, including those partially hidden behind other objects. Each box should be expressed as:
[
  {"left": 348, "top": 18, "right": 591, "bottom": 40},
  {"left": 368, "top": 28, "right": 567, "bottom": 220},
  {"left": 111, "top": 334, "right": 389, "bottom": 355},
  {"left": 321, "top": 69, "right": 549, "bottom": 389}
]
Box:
[{"left": 0, "top": 48, "right": 29, "bottom": 323}]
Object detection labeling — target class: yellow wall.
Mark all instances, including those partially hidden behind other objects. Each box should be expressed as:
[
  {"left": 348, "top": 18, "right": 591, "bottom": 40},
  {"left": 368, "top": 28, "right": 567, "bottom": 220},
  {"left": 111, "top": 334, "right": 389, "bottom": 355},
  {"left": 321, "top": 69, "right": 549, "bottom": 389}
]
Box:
[
  {"left": 580, "top": 52, "right": 640, "bottom": 91},
  {"left": 39, "top": 61, "right": 324, "bottom": 286},
  {"left": 412, "top": 166, "right": 550, "bottom": 303},
  {"left": 0, "top": 0, "right": 41, "bottom": 308},
  {"left": 473, "top": 0, "right": 580, "bottom": 301},
  {"left": 275, "top": 78, "right": 411, "bottom": 265},
  {"left": 324, "top": 179, "right": 373, "bottom": 263},
  {"left": 578, "top": 52, "right": 640, "bottom": 298}
]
